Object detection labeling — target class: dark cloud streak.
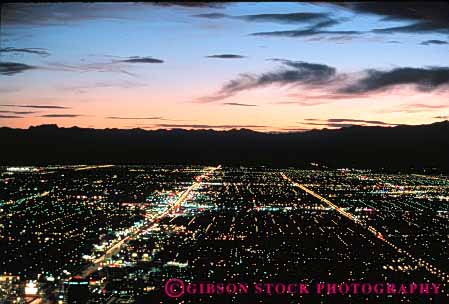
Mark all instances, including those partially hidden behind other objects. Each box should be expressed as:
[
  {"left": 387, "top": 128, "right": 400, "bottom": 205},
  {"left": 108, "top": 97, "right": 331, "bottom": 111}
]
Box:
[
  {"left": 250, "top": 28, "right": 362, "bottom": 38},
  {"left": 0, "top": 62, "right": 37, "bottom": 76},
  {"left": 40, "top": 114, "right": 81, "bottom": 118},
  {"left": 340, "top": 67, "right": 449, "bottom": 94},
  {"left": 332, "top": 3, "right": 449, "bottom": 34},
  {"left": 0, "top": 47, "right": 50, "bottom": 56},
  {"left": 106, "top": 116, "right": 164, "bottom": 120},
  {"left": 195, "top": 11, "right": 353, "bottom": 39},
  {"left": 148, "top": 2, "right": 229, "bottom": 8},
  {"left": 195, "top": 11, "right": 336, "bottom": 25},
  {"left": 193, "top": 13, "right": 227, "bottom": 19},
  {"left": 0, "top": 110, "right": 37, "bottom": 115},
  {"left": 206, "top": 54, "right": 246, "bottom": 59},
  {"left": 0, "top": 115, "right": 24, "bottom": 118},
  {"left": 420, "top": 40, "right": 448, "bottom": 46},
  {"left": 327, "top": 118, "right": 397, "bottom": 126},
  {"left": 222, "top": 103, "right": 257, "bottom": 107},
  {"left": 119, "top": 56, "right": 164, "bottom": 63},
  {"left": 236, "top": 12, "right": 332, "bottom": 24},
  {"left": 1, "top": 104, "right": 70, "bottom": 109}
]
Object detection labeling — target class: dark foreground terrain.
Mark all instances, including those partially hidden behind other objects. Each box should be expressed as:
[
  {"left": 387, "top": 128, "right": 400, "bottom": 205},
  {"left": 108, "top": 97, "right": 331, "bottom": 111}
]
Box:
[{"left": 1, "top": 121, "right": 448, "bottom": 171}]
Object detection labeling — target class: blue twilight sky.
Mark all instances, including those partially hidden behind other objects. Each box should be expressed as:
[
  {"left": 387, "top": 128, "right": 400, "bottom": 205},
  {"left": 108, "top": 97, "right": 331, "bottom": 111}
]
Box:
[{"left": 1, "top": 2, "right": 448, "bottom": 131}]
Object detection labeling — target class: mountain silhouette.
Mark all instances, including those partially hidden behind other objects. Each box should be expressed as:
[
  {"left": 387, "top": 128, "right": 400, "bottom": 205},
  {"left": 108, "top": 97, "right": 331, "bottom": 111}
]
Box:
[{"left": 1, "top": 121, "right": 448, "bottom": 171}]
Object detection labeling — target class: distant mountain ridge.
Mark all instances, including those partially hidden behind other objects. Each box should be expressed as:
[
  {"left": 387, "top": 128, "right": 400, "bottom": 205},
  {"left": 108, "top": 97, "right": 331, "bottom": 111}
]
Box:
[{"left": 1, "top": 121, "right": 448, "bottom": 171}]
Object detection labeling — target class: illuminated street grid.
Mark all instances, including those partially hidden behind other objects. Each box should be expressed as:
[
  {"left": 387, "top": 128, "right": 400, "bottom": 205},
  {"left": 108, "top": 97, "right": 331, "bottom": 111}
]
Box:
[{"left": 0, "top": 166, "right": 448, "bottom": 303}]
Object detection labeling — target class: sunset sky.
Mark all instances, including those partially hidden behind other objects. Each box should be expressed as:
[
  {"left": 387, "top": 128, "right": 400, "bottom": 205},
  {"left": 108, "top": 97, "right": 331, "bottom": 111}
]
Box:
[{"left": 1, "top": 2, "right": 448, "bottom": 132}]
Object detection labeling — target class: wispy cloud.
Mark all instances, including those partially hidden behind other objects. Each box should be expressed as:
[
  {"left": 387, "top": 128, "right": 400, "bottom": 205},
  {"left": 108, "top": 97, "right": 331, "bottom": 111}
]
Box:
[
  {"left": 45, "top": 55, "right": 164, "bottom": 78},
  {"left": 281, "top": 90, "right": 374, "bottom": 103},
  {"left": 196, "top": 11, "right": 360, "bottom": 40},
  {"left": 61, "top": 80, "right": 147, "bottom": 92},
  {"left": 197, "top": 59, "right": 336, "bottom": 103},
  {"left": 402, "top": 103, "right": 448, "bottom": 110},
  {"left": 195, "top": 11, "right": 363, "bottom": 41},
  {"left": 299, "top": 118, "right": 399, "bottom": 129},
  {"left": 2, "top": 3, "right": 143, "bottom": 27},
  {"left": 2, "top": 54, "right": 164, "bottom": 77},
  {"left": 196, "top": 58, "right": 449, "bottom": 105},
  {"left": 1, "top": 2, "right": 227, "bottom": 28},
  {"left": 245, "top": 3, "right": 449, "bottom": 39},
  {"left": 241, "top": 12, "right": 361, "bottom": 39},
  {"left": 274, "top": 100, "right": 331, "bottom": 107},
  {"left": 45, "top": 62, "right": 138, "bottom": 78},
  {"left": 386, "top": 103, "right": 449, "bottom": 114}
]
